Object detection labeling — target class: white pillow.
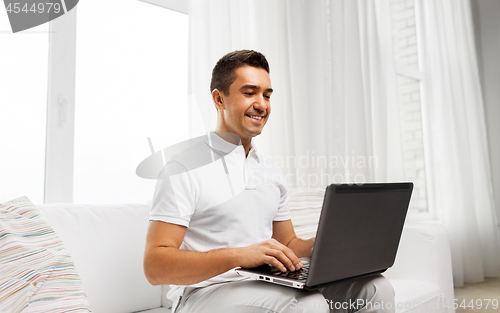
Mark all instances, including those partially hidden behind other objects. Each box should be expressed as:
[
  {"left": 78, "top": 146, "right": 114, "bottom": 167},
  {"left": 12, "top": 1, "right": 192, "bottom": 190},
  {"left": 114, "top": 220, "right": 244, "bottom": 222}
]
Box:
[
  {"left": 0, "top": 196, "right": 91, "bottom": 312},
  {"left": 37, "top": 203, "right": 163, "bottom": 312}
]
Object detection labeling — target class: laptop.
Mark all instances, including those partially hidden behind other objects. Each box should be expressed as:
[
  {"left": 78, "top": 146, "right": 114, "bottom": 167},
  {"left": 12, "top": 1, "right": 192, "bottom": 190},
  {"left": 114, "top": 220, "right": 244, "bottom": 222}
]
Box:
[{"left": 236, "top": 182, "right": 413, "bottom": 289}]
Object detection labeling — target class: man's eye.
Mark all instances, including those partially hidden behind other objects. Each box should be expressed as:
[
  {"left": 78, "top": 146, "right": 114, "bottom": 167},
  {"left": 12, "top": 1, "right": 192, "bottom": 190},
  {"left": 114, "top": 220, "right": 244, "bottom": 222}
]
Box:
[
  {"left": 245, "top": 92, "right": 255, "bottom": 96},
  {"left": 264, "top": 95, "right": 271, "bottom": 99}
]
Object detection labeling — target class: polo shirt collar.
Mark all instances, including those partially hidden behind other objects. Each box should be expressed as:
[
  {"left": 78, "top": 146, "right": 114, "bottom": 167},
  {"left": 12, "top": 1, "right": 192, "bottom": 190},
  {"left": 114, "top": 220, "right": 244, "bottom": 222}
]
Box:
[
  {"left": 205, "top": 131, "right": 260, "bottom": 163},
  {"left": 205, "top": 131, "right": 240, "bottom": 154},
  {"left": 248, "top": 142, "right": 260, "bottom": 163}
]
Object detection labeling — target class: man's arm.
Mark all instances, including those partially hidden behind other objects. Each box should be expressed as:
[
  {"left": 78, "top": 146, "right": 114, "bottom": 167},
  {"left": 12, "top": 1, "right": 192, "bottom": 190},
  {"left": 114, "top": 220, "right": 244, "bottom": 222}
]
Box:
[
  {"left": 143, "top": 221, "right": 302, "bottom": 286},
  {"left": 272, "top": 220, "right": 315, "bottom": 258}
]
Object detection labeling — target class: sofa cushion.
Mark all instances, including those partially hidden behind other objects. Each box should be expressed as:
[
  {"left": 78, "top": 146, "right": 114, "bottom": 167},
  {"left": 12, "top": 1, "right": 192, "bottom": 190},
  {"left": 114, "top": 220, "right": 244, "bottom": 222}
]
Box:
[
  {"left": 390, "top": 279, "right": 446, "bottom": 313},
  {"left": 384, "top": 223, "right": 455, "bottom": 312},
  {"left": 38, "top": 203, "right": 162, "bottom": 313},
  {"left": 0, "top": 196, "right": 91, "bottom": 312}
]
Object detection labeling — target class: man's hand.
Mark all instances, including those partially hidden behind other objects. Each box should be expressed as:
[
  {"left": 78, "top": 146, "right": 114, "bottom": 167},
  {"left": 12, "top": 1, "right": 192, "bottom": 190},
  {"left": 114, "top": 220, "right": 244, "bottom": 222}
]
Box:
[{"left": 235, "top": 239, "right": 303, "bottom": 272}]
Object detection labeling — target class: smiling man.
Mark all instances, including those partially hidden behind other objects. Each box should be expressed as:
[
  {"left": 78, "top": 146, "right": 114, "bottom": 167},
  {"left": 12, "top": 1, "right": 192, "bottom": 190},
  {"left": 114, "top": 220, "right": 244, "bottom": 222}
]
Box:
[
  {"left": 211, "top": 58, "right": 272, "bottom": 150},
  {"left": 144, "top": 50, "right": 395, "bottom": 313}
]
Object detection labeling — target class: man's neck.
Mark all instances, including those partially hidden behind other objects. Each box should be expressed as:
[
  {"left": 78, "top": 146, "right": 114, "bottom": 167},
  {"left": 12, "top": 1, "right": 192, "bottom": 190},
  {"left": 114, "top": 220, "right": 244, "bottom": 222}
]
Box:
[{"left": 240, "top": 138, "right": 252, "bottom": 157}]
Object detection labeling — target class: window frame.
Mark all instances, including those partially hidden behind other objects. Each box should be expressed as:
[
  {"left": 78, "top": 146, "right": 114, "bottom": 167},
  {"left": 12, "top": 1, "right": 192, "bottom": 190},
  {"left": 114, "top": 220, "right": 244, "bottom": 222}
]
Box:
[
  {"left": 396, "top": 0, "right": 436, "bottom": 221},
  {"left": 44, "top": 8, "right": 77, "bottom": 203}
]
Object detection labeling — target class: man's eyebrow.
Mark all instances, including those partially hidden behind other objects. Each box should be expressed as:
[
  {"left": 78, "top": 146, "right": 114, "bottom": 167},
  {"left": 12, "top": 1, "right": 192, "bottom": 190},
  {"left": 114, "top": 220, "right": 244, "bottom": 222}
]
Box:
[{"left": 240, "top": 84, "right": 273, "bottom": 93}]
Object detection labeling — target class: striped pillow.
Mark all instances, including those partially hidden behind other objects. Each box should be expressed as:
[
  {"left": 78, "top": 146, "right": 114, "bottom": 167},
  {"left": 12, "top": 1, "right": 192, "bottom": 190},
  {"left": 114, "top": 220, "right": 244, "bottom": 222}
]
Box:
[{"left": 0, "top": 196, "right": 91, "bottom": 312}]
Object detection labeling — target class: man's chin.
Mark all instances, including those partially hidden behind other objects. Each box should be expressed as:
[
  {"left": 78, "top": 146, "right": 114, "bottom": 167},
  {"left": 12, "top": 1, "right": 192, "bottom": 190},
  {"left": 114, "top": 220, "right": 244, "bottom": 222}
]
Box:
[
  {"left": 240, "top": 128, "right": 264, "bottom": 141},
  {"left": 249, "top": 127, "right": 264, "bottom": 137}
]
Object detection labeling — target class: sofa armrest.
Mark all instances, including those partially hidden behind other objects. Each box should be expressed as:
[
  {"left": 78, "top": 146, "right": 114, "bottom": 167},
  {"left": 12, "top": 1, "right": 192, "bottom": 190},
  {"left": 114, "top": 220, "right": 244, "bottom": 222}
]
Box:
[{"left": 384, "top": 223, "right": 455, "bottom": 313}]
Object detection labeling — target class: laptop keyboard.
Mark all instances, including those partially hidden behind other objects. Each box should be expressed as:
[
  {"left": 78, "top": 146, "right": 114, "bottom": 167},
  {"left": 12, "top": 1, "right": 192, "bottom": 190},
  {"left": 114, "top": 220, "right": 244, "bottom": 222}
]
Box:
[{"left": 270, "top": 263, "right": 310, "bottom": 280}]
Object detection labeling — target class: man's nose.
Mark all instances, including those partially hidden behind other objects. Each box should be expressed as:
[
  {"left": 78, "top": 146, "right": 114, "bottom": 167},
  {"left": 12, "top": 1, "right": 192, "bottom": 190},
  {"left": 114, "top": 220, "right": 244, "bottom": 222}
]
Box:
[{"left": 253, "top": 95, "right": 267, "bottom": 112}]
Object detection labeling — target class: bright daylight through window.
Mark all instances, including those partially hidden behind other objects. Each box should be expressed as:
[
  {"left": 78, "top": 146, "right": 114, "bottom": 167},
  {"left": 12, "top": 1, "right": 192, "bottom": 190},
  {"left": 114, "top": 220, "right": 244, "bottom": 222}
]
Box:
[
  {"left": 73, "top": 0, "right": 188, "bottom": 203},
  {"left": 0, "top": 14, "right": 48, "bottom": 204}
]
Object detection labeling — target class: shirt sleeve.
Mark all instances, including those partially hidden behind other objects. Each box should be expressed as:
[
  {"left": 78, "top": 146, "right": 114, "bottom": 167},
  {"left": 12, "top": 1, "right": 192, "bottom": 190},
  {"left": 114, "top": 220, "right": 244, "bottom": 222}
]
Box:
[{"left": 150, "top": 161, "right": 195, "bottom": 227}]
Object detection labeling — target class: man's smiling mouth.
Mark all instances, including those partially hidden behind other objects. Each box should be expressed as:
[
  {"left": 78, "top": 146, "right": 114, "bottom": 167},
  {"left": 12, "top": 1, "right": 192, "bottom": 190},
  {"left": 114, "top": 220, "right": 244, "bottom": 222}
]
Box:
[{"left": 247, "top": 115, "right": 265, "bottom": 121}]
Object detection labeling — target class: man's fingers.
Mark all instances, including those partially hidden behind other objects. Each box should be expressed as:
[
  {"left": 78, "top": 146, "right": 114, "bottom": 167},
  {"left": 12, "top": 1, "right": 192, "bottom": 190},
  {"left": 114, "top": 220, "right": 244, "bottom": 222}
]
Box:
[
  {"left": 249, "top": 239, "right": 302, "bottom": 272},
  {"left": 266, "top": 249, "right": 294, "bottom": 271},
  {"left": 266, "top": 248, "right": 302, "bottom": 272},
  {"left": 264, "top": 256, "right": 287, "bottom": 272},
  {"left": 270, "top": 241, "right": 302, "bottom": 270},
  {"left": 266, "top": 240, "right": 302, "bottom": 269},
  {"left": 281, "top": 247, "right": 302, "bottom": 270}
]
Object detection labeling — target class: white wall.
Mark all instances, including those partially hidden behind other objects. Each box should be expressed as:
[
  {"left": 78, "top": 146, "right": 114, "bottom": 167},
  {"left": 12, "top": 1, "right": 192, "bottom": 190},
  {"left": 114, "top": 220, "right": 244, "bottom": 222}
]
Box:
[{"left": 471, "top": 0, "right": 500, "bottom": 224}]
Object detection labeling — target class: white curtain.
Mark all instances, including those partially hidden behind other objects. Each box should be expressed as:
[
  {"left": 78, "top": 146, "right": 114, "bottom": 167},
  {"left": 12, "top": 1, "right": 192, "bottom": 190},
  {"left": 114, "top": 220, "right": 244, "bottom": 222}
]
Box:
[
  {"left": 187, "top": 0, "right": 500, "bottom": 287},
  {"left": 188, "top": 0, "right": 404, "bottom": 191},
  {"left": 420, "top": 0, "right": 500, "bottom": 286}
]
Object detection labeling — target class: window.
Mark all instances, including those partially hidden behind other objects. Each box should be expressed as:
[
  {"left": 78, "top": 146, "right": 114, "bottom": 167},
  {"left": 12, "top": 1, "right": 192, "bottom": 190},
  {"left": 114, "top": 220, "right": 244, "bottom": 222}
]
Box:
[
  {"left": 390, "top": 0, "right": 429, "bottom": 214},
  {"left": 73, "top": 0, "right": 189, "bottom": 203},
  {"left": 0, "top": 13, "right": 48, "bottom": 204},
  {"left": 1, "top": 1, "right": 188, "bottom": 204}
]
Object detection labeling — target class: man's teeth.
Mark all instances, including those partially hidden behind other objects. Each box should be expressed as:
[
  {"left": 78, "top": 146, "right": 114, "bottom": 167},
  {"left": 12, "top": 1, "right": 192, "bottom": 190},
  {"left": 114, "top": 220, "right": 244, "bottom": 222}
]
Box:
[{"left": 249, "top": 115, "right": 263, "bottom": 120}]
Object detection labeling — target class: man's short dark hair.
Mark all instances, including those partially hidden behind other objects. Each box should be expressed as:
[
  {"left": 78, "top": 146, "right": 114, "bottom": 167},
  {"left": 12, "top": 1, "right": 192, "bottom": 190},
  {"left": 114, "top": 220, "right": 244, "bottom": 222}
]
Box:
[{"left": 210, "top": 50, "right": 270, "bottom": 95}]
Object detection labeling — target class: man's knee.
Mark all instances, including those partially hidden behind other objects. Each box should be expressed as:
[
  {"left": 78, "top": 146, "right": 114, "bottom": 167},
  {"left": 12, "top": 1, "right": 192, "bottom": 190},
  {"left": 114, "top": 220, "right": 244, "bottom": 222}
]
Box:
[
  {"left": 351, "top": 275, "right": 395, "bottom": 312},
  {"left": 360, "top": 275, "right": 395, "bottom": 303},
  {"left": 320, "top": 275, "right": 395, "bottom": 312}
]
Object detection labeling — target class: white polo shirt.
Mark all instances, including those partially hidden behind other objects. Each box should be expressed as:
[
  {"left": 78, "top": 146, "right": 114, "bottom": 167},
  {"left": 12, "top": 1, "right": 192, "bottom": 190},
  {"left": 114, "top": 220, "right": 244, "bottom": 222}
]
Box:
[{"left": 150, "top": 132, "right": 291, "bottom": 306}]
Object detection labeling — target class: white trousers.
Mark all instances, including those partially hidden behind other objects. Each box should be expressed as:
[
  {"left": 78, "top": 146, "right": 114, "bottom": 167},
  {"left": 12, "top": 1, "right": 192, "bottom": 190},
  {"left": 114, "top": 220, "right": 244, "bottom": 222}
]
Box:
[{"left": 175, "top": 274, "right": 395, "bottom": 313}]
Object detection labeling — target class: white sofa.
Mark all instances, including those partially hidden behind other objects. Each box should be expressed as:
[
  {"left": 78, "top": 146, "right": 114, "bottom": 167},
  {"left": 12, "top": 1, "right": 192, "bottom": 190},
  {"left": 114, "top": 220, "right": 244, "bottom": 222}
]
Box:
[{"left": 38, "top": 203, "right": 455, "bottom": 313}]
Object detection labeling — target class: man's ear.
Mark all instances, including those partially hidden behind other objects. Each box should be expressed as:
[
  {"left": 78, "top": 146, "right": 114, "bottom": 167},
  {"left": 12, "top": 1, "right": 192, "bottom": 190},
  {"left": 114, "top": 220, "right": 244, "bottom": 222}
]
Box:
[{"left": 212, "top": 89, "right": 225, "bottom": 111}]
